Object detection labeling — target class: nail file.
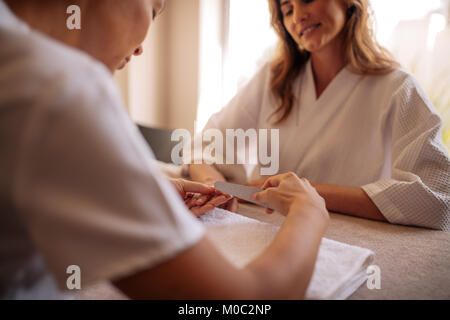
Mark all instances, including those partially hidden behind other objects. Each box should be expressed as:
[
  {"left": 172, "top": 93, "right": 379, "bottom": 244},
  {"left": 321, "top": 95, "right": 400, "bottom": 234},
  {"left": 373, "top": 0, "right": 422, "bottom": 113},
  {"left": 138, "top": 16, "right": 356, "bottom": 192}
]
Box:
[{"left": 214, "top": 181, "right": 274, "bottom": 210}]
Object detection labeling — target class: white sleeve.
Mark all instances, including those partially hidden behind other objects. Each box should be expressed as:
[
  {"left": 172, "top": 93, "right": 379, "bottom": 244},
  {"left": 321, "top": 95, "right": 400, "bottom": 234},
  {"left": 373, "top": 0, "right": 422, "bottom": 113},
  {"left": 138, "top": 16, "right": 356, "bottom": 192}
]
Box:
[
  {"left": 13, "top": 66, "right": 205, "bottom": 289},
  {"left": 362, "top": 76, "right": 450, "bottom": 231},
  {"left": 190, "top": 65, "right": 271, "bottom": 183}
]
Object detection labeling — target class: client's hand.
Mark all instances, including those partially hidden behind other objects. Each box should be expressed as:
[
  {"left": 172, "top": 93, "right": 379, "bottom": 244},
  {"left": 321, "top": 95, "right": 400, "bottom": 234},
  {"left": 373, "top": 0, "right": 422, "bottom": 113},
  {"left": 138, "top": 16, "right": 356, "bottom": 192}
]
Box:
[
  {"left": 170, "top": 179, "right": 232, "bottom": 217},
  {"left": 245, "top": 177, "right": 270, "bottom": 189},
  {"left": 251, "top": 172, "right": 328, "bottom": 220},
  {"left": 218, "top": 197, "right": 239, "bottom": 213},
  {"left": 190, "top": 178, "right": 239, "bottom": 213}
]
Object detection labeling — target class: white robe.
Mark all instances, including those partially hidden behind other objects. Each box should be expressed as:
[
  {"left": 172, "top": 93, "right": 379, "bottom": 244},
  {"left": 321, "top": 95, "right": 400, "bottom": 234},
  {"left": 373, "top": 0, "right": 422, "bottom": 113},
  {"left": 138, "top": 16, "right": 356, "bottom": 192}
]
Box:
[
  {"left": 201, "top": 59, "right": 450, "bottom": 231},
  {"left": 0, "top": 1, "right": 204, "bottom": 298}
]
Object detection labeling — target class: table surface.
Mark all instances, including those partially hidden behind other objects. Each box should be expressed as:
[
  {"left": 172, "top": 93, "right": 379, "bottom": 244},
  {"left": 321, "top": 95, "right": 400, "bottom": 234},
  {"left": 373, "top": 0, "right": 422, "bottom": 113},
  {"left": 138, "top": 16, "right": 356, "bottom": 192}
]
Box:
[
  {"left": 238, "top": 204, "right": 450, "bottom": 300},
  {"left": 76, "top": 204, "right": 450, "bottom": 300}
]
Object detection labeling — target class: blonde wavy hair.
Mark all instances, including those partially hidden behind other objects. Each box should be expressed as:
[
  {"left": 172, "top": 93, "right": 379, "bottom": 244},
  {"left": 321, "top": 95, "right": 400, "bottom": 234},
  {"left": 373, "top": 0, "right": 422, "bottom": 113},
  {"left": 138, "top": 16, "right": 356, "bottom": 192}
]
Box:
[{"left": 268, "top": 0, "right": 399, "bottom": 123}]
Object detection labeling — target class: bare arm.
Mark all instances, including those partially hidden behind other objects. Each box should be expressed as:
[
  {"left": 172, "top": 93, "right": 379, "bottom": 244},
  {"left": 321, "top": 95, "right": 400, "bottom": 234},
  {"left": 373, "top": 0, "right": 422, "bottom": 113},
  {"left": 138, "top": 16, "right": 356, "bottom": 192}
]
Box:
[
  {"left": 114, "top": 173, "right": 328, "bottom": 300},
  {"left": 247, "top": 178, "right": 387, "bottom": 222},
  {"left": 312, "top": 183, "right": 387, "bottom": 222},
  {"left": 189, "top": 164, "right": 227, "bottom": 186}
]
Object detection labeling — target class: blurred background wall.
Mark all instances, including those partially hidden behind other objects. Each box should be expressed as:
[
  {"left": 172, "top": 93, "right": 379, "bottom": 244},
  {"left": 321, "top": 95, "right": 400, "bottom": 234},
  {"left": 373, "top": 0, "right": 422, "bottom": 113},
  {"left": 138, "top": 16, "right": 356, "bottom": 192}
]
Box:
[
  {"left": 114, "top": 0, "right": 200, "bottom": 133},
  {"left": 114, "top": 0, "right": 450, "bottom": 152}
]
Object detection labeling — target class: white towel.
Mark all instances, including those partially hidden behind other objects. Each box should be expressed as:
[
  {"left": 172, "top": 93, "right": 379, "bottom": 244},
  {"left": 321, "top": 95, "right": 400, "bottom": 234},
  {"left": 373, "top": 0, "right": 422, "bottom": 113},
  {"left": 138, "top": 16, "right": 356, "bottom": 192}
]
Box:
[{"left": 200, "top": 208, "right": 375, "bottom": 300}]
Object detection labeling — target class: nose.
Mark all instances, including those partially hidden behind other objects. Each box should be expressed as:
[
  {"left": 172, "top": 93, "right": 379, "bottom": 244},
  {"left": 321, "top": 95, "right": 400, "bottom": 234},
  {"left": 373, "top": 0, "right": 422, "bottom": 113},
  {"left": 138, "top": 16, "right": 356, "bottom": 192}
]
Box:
[
  {"left": 293, "top": 2, "right": 309, "bottom": 24},
  {"left": 133, "top": 45, "right": 144, "bottom": 56}
]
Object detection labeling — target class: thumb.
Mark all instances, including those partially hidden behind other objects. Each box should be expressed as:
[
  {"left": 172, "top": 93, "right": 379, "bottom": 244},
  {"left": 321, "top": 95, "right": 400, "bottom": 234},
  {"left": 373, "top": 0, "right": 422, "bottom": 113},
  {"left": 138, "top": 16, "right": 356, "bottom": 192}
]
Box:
[{"left": 251, "top": 190, "right": 268, "bottom": 204}]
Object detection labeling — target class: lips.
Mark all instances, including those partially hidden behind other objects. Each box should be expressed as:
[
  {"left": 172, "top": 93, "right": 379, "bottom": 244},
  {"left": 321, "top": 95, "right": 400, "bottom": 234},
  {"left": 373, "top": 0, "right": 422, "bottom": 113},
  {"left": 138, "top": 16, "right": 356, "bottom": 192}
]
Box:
[{"left": 300, "top": 23, "right": 321, "bottom": 37}]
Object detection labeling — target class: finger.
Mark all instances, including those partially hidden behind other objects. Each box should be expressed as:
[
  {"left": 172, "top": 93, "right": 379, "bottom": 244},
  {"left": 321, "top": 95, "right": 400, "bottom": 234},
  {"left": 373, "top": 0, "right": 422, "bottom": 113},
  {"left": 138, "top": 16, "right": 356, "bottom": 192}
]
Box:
[
  {"left": 185, "top": 197, "right": 199, "bottom": 209},
  {"left": 246, "top": 177, "right": 270, "bottom": 189},
  {"left": 225, "top": 198, "right": 238, "bottom": 213},
  {"left": 261, "top": 173, "right": 299, "bottom": 189},
  {"left": 207, "top": 195, "right": 233, "bottom": 208},
  {"left": 261, "top": 175, "right": 284, "bottom": 189},
  {"left": 192, "top": 196, "right": 230, "bottom": 216},
  {"left": 230, "top": 199, "right": 239, "bottom": 212},
  {"left": 302, "top": 177, "right": 312, "bottom": 187},
  {"left": 190, "top": 204, "right": 215, "bottom": 217},
  {"left": 185, "top": 200, "right": 194, "bottom": 209},
  {"left": 184, "top": 193, "right": 194, "bottom": 201},
  {"left": 180, "top": 180, "right": 216, "bottom": 195},
  {"left": 251, "top": 188, "right": 274, "bottom": 203},
  {"left": 194, "top": 194, "right": 210, "bottom": 206}
]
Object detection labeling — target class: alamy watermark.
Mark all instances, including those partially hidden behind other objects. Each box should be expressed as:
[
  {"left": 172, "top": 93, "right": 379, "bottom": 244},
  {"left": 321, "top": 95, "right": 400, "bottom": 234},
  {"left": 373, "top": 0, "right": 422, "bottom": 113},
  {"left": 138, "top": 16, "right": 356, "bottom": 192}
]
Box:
[
  {"left": 367, "top": 265, "right": 381, "bottom": 290},
  {"left": 66, "top": 5, "right": 81, "bottom": 30},
  {"left": 66, "top": 265, "right": 81, "bottom": 290},
  {"left": 171, "top": 124, "right": 280, "bottom": 176}
]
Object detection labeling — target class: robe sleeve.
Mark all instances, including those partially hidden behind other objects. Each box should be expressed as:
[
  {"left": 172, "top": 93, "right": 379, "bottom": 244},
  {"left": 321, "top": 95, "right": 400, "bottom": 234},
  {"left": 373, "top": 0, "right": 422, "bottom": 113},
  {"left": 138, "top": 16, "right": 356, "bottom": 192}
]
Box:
[{"left": 362, "top": 75, "right": 450, "bottom": 231}]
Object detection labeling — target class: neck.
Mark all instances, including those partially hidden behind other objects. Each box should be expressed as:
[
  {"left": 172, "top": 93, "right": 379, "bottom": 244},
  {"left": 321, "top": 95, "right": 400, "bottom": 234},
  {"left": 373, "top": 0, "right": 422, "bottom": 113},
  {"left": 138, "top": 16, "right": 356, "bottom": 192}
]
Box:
[
  {"left": 5, "top": 0, "right": 82, "bottom": 48},
  {"left": 310, "top": 34, "right": 346, "bottom": 99}
]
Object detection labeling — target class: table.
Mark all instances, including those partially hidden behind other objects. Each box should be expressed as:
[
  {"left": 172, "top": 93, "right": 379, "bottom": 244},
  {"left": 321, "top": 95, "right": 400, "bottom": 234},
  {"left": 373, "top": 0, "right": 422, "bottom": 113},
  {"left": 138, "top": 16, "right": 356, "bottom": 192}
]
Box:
[
  {"left": 238, "top": 204, "right": 450, "bottom": 300},
  {"left": 76, "top": 204, "right": 450, "bottom": 300}
]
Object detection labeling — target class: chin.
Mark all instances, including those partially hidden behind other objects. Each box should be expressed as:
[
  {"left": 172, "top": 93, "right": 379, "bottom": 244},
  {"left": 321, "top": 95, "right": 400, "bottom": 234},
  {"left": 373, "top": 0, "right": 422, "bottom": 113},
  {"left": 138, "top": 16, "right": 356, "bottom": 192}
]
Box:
[
  {"left": 302, "top": 40, "right": 326, "bottom": 53},
  {"left": 303, "top": 45, "right": 320, "bottom": 53}
]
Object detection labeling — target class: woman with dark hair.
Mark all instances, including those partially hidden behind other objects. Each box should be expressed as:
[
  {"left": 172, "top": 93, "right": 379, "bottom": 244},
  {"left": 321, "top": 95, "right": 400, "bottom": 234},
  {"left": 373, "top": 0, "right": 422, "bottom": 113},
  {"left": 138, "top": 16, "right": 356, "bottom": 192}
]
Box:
[
  {"left": 1, "top": 0, "right": 330, "bottom": 300},
  {"left": 189, "top": 0, "right": 450, "bottom": 231}
]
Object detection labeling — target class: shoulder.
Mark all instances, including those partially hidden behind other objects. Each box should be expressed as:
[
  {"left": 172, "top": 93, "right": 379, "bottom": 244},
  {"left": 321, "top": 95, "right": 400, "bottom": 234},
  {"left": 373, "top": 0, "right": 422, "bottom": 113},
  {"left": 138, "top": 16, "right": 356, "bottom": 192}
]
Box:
[
  {"left": 360, "top": 67, "right": 418, "bottom": 95},
  {"left": 365, "top": 68, "right": 426, "bottom": 99},
  {"left": 362, "top": 68, "right": 438, "bottom": 115},
  {"left": 375, "top": 68, "right": 421, "bottom": 94}
]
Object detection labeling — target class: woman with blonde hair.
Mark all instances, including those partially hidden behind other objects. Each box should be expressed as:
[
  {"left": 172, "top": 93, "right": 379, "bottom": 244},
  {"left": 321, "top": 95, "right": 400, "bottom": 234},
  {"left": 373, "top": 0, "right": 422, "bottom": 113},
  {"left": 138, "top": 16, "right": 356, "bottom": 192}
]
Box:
[{"left": 189, "top": 0, "right": 450, "bottom": 231}]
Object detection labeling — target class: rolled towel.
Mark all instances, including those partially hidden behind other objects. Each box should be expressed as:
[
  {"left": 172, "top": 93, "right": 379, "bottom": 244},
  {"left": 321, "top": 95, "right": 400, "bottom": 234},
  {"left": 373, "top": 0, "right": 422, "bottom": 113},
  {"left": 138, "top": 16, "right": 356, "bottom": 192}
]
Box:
[{"left": 200, "top": 208, "right": 375, "bottom": 300}]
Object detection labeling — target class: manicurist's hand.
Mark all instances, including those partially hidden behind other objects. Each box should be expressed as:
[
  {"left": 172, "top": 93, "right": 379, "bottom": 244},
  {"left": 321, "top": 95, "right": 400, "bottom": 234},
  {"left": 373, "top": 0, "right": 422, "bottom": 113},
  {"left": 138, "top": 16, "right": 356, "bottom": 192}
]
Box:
[
  {"left": 251, "top": 172, "right": 328, "bottom": 221},
  {"left": 170, "top": 179, "right": 232, "bottom": 217}
]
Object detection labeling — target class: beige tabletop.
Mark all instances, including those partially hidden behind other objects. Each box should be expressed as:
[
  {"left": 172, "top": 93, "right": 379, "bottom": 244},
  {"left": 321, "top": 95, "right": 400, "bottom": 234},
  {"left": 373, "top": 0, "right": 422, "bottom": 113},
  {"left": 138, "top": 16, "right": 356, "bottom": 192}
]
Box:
[
  {"left": 238, "top": 204, "right": 450, "bottom": 300},
  {"left": 77, "top": 203, "right": 450, "bottom": 300}
]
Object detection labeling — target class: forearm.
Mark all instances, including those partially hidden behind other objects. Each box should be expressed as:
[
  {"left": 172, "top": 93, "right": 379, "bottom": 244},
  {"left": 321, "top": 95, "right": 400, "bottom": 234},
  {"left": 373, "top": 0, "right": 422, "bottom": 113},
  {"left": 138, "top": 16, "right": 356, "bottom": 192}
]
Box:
[
  {"left": 115, "top": 174, "right": 329, "bottom": 300},
  {"left": 114, "top": 216, "right": 326, "bottom": 300},
  {"left": 245, "top": 208, "right": 328, "bottom": 299},
  {"left": 313, "top": 183, "right": 387, "bottom": 222},
  {"left": 189, "top": 164, "right": 226, "bottom": 185}
]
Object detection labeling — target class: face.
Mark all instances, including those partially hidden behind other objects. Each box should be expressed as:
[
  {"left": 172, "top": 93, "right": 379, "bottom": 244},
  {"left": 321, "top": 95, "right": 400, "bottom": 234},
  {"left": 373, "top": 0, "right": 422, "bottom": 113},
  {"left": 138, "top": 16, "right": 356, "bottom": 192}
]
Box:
[
  {"left": 279, "top": 0, "right": 347, "bottom": 53},
  {"left": 84, "top": 0, "right": 164, "bottom": 72}
]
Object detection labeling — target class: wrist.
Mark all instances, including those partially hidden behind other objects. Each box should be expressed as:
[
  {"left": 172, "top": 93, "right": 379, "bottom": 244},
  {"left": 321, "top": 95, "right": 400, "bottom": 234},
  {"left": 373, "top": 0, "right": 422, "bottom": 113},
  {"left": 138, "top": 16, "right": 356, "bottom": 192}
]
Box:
[{"left": 288, "top": 200, "right": 329, "bottom": 224}]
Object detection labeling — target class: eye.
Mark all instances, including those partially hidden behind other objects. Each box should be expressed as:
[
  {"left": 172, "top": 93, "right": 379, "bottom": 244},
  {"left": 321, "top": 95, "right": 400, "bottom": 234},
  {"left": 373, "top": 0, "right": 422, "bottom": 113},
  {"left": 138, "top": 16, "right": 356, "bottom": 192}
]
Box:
[
  {"left": 301, "top": 0, "right": 315, "bottom": 3},
  {"left": 281, "top": 3, "right": 293, "bottom": 17}
]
